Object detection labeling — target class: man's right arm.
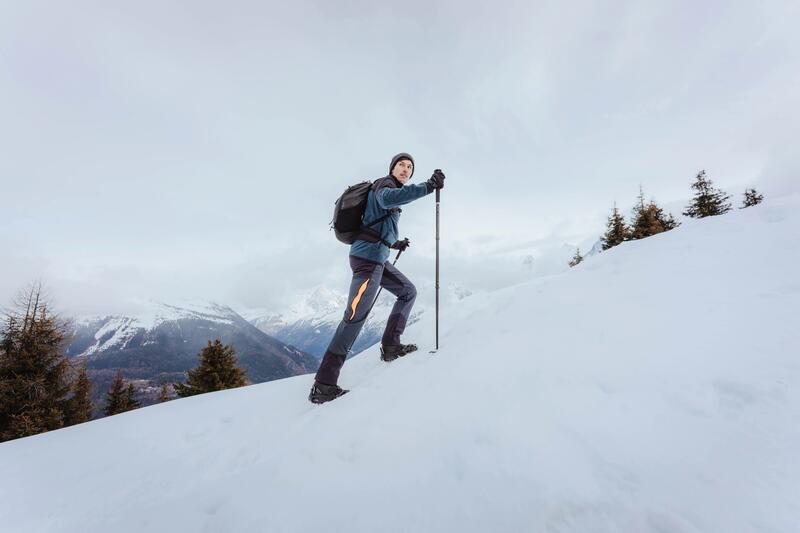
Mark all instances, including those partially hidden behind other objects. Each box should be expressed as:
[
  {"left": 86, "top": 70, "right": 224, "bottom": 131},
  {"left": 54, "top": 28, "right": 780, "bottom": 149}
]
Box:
[{"left": 375, "top": 182, "right": 431, "bottom": 210}]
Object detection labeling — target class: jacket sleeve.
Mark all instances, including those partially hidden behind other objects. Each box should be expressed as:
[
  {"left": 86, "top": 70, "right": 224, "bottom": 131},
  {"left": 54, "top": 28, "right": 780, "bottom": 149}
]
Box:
[{"left": 376, "top": 182, "right": 431, "bottom": 210}]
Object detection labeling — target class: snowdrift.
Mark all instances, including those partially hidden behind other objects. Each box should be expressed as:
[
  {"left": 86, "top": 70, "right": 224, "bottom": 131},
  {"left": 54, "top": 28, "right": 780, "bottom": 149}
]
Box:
[{"left": 2, "top": 195, "right": 799, "bottom": 533}]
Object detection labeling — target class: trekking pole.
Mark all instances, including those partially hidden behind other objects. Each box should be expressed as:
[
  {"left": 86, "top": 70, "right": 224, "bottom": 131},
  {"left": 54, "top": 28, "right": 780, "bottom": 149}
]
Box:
[
  {"left": 365, "top": 249, "right": 403, "bottom": 316},
  {"left": 431, "top": 187, "right": 440, "bottom": 353}
]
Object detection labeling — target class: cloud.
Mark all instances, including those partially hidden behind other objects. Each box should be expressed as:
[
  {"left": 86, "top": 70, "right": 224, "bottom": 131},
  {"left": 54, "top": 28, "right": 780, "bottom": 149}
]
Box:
[{"left": 2, "top": 0, "right": 798, "bottom": 315}]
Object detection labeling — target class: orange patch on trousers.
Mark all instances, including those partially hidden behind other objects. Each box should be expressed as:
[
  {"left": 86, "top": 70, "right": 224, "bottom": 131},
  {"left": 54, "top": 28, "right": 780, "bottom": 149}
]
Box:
[{"left": 349, "top": 278, "right": 370, "bottom": 320}]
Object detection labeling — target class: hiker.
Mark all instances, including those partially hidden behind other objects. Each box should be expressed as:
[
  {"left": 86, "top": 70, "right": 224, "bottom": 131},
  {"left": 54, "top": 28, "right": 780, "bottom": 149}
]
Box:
[{"left": 309, "top": 153, "right": 446, "bottom": 404}]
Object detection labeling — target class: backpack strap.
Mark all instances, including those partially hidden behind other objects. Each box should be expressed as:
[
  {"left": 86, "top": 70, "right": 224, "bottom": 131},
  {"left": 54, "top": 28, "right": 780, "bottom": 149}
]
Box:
[
  {"left": 363, "top": 210, "right": 398, "bottom": 229},
  {"left": 356, "top": 177, "right": 402, "bottom": 248}
]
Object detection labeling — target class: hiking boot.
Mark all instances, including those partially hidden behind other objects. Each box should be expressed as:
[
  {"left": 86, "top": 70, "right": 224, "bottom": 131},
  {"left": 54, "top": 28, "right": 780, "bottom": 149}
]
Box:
[
  {"left": 308, "top": 381, "right": 349, "bottom": 404},
  {"left": 380, "top": 343, "right": 418, "bottom": 362}
]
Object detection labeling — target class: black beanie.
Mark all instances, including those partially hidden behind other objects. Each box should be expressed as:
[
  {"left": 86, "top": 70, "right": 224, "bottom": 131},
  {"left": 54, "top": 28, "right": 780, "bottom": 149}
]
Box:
[{"left": 389, "top": 152, "right": 415, "bottom": 178}]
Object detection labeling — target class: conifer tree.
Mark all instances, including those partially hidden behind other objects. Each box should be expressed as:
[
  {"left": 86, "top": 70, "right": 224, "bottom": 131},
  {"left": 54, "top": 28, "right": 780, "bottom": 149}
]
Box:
[
  {"left": 103, "top": 371, "right": 133, "bottom": 416},
  {"left": 629, "top": 188, "right": 680, "bottom": 240},
  {"left": 628, "top": 188, "right": 650, "bottom": 240},
  {"left": 64, "top": 366, "right": 93, "bottom": 425},
  {"left": 683, "top": 170, "right": 732, "bottom": 218},
  {"left": 658, "top": 208, "right": 681, "bottom": 231},
  {"left": 568, "top": 248, "right": 584, "bottom": 268},
  {"left": 157, "top": 383, "right": 173, "bottom": 403},
  {"left": 601, "top": 203, "right": 628, "bottom": 250},
  {"left": 741, "top": 188, "right": 764, "bottom": 208},
  {"left": 124, "top": 383, "right": 141, "bottom": 410},
  {"left": 644, "top": 199, "right": 681, "bottom": 232},
  {"left": 0, "top": 285, "right": 73, "bottom": 442},
  {"left": 629, "top": 187, "right": 657, "bottom": 240},
  {"left": 173, "top": 339, "right": 248, "bottom": 398}
]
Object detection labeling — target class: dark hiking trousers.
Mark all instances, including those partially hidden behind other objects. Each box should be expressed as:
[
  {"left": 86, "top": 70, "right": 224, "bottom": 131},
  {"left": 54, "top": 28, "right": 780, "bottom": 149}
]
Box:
[{"left": 315, "top": 255, "right": 417, "bottom": 386}]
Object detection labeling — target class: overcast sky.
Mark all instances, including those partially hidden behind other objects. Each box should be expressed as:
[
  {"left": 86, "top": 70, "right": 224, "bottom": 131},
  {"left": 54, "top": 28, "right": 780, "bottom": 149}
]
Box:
[{"left": 2, "top": 0, "right": 799, "bottom": 317}]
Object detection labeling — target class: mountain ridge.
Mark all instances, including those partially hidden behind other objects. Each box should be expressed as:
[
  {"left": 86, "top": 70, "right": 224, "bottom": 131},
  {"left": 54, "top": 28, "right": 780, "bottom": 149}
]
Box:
[{"left": 66, "top": 301, "right": 317, "bottom": 411}]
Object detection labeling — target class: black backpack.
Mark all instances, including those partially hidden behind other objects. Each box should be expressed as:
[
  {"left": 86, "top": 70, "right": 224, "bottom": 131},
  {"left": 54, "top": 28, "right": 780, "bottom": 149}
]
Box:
[{"left": 331, "top": 181, "right": 399, "bottom": 246}]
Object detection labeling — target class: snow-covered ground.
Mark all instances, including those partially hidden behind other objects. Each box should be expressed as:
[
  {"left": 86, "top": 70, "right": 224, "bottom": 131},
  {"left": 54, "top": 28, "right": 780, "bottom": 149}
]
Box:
[{"left": 2, "top": 195, "right": 799, "bottom": 532}]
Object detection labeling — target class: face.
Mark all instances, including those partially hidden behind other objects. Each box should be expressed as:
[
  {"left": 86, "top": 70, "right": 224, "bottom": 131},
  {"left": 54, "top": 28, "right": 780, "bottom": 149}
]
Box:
[{"left": 391, "top": 159, "right": 413, "bottom": 184}]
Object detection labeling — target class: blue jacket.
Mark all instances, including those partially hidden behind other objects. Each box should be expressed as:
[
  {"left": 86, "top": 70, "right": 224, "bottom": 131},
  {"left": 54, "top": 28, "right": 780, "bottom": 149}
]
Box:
[{"left": 350, "top": 175, "right": 432, "bottom": 264}]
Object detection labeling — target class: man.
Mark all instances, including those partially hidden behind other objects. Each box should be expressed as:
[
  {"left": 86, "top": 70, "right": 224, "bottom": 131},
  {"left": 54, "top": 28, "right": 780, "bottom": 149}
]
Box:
[{"left": 309, "top": 153, "right": 446, "bottom": 404}]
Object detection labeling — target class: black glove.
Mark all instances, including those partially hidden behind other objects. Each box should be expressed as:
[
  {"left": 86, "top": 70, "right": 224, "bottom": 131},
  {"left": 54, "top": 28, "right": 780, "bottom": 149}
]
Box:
[
  {"left": 391, "top": 238, "right": 410, "bottom": 251},
  {"left": 426, "top": 169, "right": 446, "bottom": 191}
]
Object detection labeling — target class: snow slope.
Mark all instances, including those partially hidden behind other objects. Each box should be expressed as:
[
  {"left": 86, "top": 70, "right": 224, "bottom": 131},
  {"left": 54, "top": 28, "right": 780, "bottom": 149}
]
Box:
[{"left": 2, "top": 196, "right": 799, "bottom": 532}]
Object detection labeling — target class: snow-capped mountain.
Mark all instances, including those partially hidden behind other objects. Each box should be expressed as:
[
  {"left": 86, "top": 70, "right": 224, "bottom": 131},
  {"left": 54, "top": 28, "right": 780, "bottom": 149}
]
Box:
[
  {"left": 2, "top": 195, "right": 799, "bottom": 532},
  {"left": 70, "top": 301, "right": 243, "bottom": 358},
  {"left": 247, "top": 282, "right": 473, "bottom": 358},
  {"left": 67, "top": 301, "right": 317, "bottom": 409}
]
